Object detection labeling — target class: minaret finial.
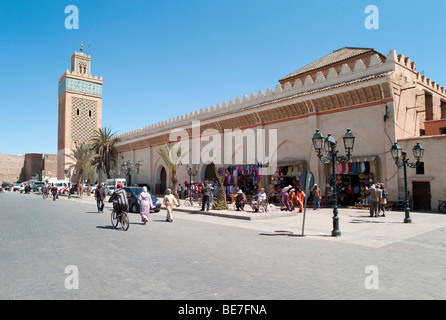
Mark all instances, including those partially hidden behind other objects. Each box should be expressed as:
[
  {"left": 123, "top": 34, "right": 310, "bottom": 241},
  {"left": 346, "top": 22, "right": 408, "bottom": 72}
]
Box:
[{"left": 80, "top": 41, "right": 83, "bottom": 52}]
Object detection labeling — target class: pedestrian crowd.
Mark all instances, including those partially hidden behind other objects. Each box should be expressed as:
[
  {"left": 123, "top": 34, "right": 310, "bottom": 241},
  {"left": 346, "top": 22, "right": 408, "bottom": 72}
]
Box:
[
  {"left": 22, "top": 178, "right": 390, "bottom": 229},
  {"left": 279, "top": 184, "right": 321, "bottom": 212}
]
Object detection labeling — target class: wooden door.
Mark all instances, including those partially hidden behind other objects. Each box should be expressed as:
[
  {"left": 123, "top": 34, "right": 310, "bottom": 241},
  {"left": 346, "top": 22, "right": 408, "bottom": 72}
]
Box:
[{"left": 412, "top": 181, "right": 431, "bottom": 211}]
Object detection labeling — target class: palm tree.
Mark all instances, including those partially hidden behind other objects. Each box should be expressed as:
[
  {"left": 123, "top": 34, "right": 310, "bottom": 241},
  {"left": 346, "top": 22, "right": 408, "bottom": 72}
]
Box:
[
  {"left": 90, "top": 127, "right": 120, "bottom": 179},
  {"left": 213, "top": 166, "right": 228, "bottom": 210},
  {"left": 157, "top": 144, "right": 182, "bottom": 197},
  {"left": 64, "top": 143, "right": 96, "bottom": 196}
]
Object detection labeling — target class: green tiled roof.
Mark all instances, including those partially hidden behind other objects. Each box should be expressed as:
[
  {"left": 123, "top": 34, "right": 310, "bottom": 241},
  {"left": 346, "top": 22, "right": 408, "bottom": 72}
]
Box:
[{"left": 279, "top": 47, "right": 378, "bottom": 81}]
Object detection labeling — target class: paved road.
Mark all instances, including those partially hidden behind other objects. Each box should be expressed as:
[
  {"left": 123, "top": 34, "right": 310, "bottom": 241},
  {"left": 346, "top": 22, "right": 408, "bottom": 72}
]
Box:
[{"left": 1, "top": 191, "right": 445, "bottom": 300}]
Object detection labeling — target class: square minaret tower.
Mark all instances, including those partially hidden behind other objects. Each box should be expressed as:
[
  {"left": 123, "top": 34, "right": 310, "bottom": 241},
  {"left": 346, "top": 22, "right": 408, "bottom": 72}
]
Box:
[{"left": 57, "top": 44, "right": 103, "bottom": 179}]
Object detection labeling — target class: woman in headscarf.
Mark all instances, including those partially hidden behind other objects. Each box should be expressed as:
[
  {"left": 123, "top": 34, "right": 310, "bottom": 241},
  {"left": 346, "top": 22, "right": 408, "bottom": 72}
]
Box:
[
  {"left": 281, "top": 186, "right": 291, "bottom": 211},
  {"left": 138, "top": 186, "right": 153, "bottom": 224}
]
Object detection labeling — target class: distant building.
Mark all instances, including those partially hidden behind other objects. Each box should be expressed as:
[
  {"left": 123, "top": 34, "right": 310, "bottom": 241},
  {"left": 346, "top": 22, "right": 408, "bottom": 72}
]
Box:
[{"left": 0, "top": 153, "right": 57, "bottom": 183}]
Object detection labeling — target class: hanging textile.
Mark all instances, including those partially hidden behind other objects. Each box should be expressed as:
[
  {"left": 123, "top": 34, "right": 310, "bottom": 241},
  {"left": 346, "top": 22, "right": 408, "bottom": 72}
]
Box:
[{"left": 336, "top": 163, "right": 342, "bottom": 173}]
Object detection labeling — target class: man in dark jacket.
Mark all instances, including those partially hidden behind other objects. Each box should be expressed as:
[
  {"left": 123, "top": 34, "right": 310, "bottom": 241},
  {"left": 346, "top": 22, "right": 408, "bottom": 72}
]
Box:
[
  {"left": 201, "top": 181, "right": 211, "bottom": 212},
  {"left": 51, "top": 184, "right": 58, "bottom": 201},
  {"left": 94, "top": 183, "right": 106, "bottom": 213}
]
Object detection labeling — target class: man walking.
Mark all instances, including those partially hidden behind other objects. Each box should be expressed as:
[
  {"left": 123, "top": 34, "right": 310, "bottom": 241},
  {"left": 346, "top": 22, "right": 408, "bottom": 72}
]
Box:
[
  {"left": 163, "top": 188, "right": 179, "bottom": 222},
  {"left": 312, "top": 184, "right": 322, "bottom": 210},
  {"left": 41, "top": 184, "right": 47, "bottom": 200},
  {"left": 94, "top": 183, "right": 106, "bottom": 213},
  {"left": 368, "top": 183, "right": 382, "bottom": 217},
  {"left": 51, "top": 184, "right": 58, "bottom": 201}
]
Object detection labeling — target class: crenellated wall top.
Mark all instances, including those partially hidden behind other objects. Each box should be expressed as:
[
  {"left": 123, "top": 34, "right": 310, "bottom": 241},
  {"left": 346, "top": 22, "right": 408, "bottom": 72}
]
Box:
[{"left": 116, "top": 49, "right": 445, "bottom": 142}]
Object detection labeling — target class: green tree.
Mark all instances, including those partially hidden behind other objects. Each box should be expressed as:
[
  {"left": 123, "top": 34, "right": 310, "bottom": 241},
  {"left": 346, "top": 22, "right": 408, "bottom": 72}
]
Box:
[
  {"left": 90, "top": 127, "right": 120, "bottom": 179},
  {"left": 157, "top": 144, "right": 181, "bottom": 197},
  {"left": 64, "top": 143, "right": 96, "bottom": 196}
]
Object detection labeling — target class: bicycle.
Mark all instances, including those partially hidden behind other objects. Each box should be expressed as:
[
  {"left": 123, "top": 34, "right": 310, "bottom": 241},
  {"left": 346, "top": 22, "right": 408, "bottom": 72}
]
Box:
[
  {"left": 250, "top": 199, "right": 269, "bottom": 213},
  {"left": 208, "top": 193, "right": 218, "bottom": 210},
  {"left": 184, "top": 196, "right": 194, "bottom": 207},
  {"left": 111, "top": 208, "right": 130, "bottom": 231}
]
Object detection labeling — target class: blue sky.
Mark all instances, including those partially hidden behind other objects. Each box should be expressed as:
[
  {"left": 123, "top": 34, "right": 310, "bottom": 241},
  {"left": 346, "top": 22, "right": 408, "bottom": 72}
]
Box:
[{"left": 1, "top": 0, "right": 446, "bottom": 155}]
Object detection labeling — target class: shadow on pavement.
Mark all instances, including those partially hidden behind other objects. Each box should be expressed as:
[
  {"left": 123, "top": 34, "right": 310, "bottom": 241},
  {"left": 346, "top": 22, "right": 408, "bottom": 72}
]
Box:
[{"left": 259, "top": 230, "right": 333, "bottom": 238}]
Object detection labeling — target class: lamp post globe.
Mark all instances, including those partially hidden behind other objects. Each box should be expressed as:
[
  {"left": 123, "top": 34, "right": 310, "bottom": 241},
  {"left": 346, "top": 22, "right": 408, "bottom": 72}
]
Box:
[
  {"left": 412, "top": 142, "right": 424, "bottom": 162},
  {"left": 343, "top": 128, "right": 355, "bottom": 155},
  {"left": 390, "top": 143, "right": 402, "bottom": 163},
  {"left": 312, "top": 129, "right": 324, "bottom": 156}
]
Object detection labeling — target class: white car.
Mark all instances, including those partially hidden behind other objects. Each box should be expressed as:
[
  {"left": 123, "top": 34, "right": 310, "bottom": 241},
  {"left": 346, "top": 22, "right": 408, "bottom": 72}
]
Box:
[
  {"left": 105, "top": 186, "right": 116, "bottom": 196},
  {"left": 13, "top": 183, "right": 25, "bottom": 192}
]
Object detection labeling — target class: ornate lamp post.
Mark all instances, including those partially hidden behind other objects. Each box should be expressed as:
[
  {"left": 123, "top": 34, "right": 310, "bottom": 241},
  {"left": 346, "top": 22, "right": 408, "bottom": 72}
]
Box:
[
  {"left": 186, "top": 164, "right": 199, "bottom": 201},
  {"left": 390, "top": 142, "right": 424, "bottom": 223},
  {"left": 312, "top": 128, "right": 356, "bottom": 237},
  {"left": 109, "top": 169, "right": 122, "bottom": 179},
  {"left": 121, "top": 160, "right": 143, "bottom": 186}
]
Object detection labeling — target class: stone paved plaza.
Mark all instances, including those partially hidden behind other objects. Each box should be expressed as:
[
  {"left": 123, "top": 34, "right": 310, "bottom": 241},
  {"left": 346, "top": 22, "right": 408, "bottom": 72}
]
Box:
[{"left": 1, "top": 191, "right": 445, "bottom": 300}]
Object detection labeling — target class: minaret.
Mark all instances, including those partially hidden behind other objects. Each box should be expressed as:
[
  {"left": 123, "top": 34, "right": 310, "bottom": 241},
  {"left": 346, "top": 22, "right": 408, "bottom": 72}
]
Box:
[{"left": 57, "top": 43, "right": 103, "bottom": 179}]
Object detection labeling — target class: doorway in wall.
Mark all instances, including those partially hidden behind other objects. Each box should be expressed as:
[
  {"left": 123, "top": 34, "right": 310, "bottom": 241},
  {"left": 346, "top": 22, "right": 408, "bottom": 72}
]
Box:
[{"left": 412, "top": 181, "right": 431, "bottom": 211}]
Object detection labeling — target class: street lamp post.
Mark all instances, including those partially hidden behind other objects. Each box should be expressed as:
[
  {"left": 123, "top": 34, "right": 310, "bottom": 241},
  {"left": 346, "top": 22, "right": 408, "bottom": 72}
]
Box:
[
  {"left": 109, "top": 169, "right": 121, "bottom": 179},
  {"left": 390, "top": 142, "right": 424, "bottom": 223},
  {"left": 312, "top": 128, "right": 356, "bottom": 237},
  {"left": 186, "top": 164, "right": 199, "bottom": 202},
  {"left": 120, "top": 160, "right": 143, "bottom": 186},
  {"left": 64, "top": 168, "right": 76, "bottom": 199}
]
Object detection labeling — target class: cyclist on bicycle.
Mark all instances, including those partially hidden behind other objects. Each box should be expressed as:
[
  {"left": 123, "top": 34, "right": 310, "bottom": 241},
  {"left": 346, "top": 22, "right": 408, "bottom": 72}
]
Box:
[{"left": 108, "top": 183, "right": 129, "bottom": 216}]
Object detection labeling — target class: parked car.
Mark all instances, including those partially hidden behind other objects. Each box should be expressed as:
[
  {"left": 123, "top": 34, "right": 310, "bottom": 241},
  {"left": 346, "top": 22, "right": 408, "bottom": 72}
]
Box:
[
  {"left": 2, "top": 182, "right": 11, "bottom": 191},
  {"left": 59, "top": 186, "right": 70, "bottom": 194},
  {"left": 134, "top": 183, "right": 151, "bottom": 192},
  {"left": 53, "top": 182, "right": 69, "bottom": 193},
  {"left": 90, "top": 184, "right": 99, "bottom": 194},
  {"left": 13, "top": 183, "right": 23, "bottom": 192},
  {"left": 122, "top": 187, "right": 161, "bottom": 213},
  {"left": 31, "top": 182, "right": 45, "bottom": 193},
  {"left": 106, "top": 186, "right": 116, "bottom": 196}
]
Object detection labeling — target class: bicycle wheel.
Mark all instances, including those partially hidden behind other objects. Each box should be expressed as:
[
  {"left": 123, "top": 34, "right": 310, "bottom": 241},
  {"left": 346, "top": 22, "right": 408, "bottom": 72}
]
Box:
[
  {"left": 111, "top": 210, "right": 119, "bottom": 228},
  {"left": 184, "top": 199, "right": 192, "bottom": 206},
  {"left": 121, "top": 212, "right": 130, "bottom": 231}
]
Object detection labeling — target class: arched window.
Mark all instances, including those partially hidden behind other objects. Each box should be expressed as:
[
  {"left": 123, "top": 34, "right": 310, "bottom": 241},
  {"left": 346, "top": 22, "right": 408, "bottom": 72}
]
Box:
[
  {"left": 77, "top": 109, "right": 79, "bottom": 115},
  {"left": 79, "top": 61, "right": 87, "bottom": 75}
]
